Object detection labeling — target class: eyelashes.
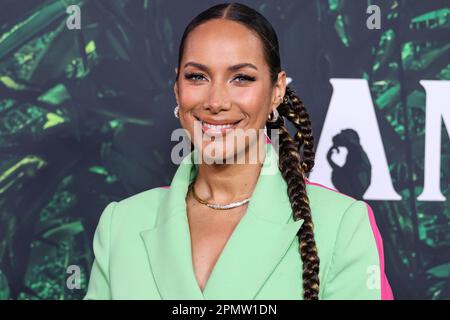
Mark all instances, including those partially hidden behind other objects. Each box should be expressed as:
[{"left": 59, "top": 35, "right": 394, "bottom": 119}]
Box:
[
  {"left": 184, "top": 73, "right": 204, "bottom": 82},
  {"left": 184, "top": 72, "right": 256, "bottom": 83}
]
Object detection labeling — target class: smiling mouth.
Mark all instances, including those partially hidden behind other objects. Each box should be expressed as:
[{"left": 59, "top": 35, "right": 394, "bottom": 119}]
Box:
[{"left": 194, "top": 116, "right": 242, "bottom": 133}]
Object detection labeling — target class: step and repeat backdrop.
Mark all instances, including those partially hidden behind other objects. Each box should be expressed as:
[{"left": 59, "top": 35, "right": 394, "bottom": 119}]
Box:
[{"left": 0, "top": 0, "right": 448, "bottom": 299}]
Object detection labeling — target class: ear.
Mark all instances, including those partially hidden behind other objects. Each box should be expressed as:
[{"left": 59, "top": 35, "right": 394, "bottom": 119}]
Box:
[
  {"left": 173, "top": 67, "right": 179, "bottom": 104},
  {"left": 271, "top": 70, "right": 287, "bottom": 113}
]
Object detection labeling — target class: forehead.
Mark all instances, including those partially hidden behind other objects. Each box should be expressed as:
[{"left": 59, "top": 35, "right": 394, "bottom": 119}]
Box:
[{"left": 182, "top": 19, "right": 267, "bottom": 70}]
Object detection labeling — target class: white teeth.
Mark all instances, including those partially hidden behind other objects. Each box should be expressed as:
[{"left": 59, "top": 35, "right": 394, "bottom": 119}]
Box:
[{"left": 202, "top": 121, "right": 236, "bottom": 130}]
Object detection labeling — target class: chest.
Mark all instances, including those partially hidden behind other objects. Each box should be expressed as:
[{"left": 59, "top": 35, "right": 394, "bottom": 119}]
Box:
[{"left": 186, "top": 199, "right": 248, "bottom": 292}]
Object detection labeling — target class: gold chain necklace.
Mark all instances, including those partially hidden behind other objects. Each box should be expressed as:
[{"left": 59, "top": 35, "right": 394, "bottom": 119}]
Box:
[{"left": 188, "top": 181, "right": 251, "bottom": 210}]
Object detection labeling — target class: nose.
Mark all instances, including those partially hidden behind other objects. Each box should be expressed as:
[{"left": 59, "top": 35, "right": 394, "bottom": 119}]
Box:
[{"left": 205, "top": 82, "right": 231, "bottom": 114}]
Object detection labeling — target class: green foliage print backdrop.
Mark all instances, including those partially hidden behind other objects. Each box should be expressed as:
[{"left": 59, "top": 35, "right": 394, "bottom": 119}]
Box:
[{"left": 0, "top": 0, "right": 449, "bottom": 300}]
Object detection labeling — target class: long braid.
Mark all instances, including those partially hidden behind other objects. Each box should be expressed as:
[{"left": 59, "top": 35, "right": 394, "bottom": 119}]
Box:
[
  {"left": 282, "top": 86, "right": 315, "bottom": 174},
  {"left": 266, "top": 85, "right": 320, "bottom": 300}
]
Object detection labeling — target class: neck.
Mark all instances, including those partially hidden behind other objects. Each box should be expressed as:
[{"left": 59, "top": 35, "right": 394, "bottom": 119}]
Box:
[{"left": 193, "top": 138, "right": 267, "bottom": 204}]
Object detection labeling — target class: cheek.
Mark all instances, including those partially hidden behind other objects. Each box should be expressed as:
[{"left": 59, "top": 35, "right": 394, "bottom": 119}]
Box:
[
  {"left": 234, "top": 88, "right": 269, "bottom": 121},
  {"left": 178, "top": 81, "right": 270, "bottom": 124},
  {"left": 177, "top": 86, "right": 202, "bottom": 126},
  {"left": 179, "top": 85, "right": 205, "bottom": 110},
  {"left": 240, "top": 93, "right": 270, "bottom": 128}
]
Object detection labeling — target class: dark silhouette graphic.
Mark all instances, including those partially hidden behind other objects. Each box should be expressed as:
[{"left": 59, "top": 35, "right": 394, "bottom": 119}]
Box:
[{"left": 327, "top": 129, "right": 372, "bottom": 199}]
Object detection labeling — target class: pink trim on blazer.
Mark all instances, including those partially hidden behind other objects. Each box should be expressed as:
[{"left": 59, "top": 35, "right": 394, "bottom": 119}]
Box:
[{"left": 304, "top": 179, "right": 394, "bottom": 300}]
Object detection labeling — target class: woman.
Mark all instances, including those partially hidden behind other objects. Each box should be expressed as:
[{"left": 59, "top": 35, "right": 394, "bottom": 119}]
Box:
[{"left": 84, "top": 2, "right": 393, "bottom": 300}]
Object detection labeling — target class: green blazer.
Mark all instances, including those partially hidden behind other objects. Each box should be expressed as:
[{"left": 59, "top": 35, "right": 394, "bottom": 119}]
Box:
[{"left": 84, "top": 142, "right": 393, "bottom": 300}]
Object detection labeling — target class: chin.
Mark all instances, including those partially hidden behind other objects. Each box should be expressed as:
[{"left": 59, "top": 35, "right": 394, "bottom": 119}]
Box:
[
  {"left": 197, "top": 140, "right": 246, "bottom": 165},
  {"left": 190, "top": 122, "right": 264, "bottom": 165}
]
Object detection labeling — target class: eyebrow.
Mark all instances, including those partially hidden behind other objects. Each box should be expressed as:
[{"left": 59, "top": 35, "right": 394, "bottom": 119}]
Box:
[{"left": 183, "top": 61, "right": 258, "bottom": 72}]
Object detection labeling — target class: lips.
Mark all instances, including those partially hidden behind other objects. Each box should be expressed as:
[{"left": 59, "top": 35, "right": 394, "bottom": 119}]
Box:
[
  {"left": 203, "top": 122, "right": 235, "bottom": 129},
  {"left": 194, "top": 115, "right": 242, "bottom": 134}
]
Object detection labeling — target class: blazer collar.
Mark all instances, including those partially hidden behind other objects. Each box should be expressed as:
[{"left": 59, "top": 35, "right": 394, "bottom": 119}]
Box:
[{"left": 140, "top": 142, "right": 304, "bottom": 299}]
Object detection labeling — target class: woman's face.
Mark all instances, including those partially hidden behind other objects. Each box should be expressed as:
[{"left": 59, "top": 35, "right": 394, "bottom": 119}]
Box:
[{"left": 174, "top": 19, "right": 286, "bottom": 164}]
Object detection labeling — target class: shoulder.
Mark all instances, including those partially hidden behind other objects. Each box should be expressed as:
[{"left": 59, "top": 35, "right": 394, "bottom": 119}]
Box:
[
  {"left": 304, "top": 179, "right": 376, "bottom": 262},
  {"left": 103, "top": 186, "right": 171, "bottom": 232},
  {"left": 305, "top": 179, "right": 376, "bottom": 231},
  {"left": 305, "top": 178, "right": 376, "bottom": 237},
  {"left": 115, "top": 185, "right": 170, "bottom": 211},
  {"left": 305, "top": 179, "right": 356, "bottom": 203},
  {"left": 304, "top": 180, "right": 393, "bottom": 299},
  {"left": 305, "top": 179, "right": 361, "bottom": 226}
]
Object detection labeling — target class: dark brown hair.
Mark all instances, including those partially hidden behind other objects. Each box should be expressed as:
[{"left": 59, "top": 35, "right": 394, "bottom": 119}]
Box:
[{"left": 175, "top": 2, "right": 320, "bottom": 299}]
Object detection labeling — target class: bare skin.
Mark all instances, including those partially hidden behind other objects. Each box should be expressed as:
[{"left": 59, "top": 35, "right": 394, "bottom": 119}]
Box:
[
  {"left": 185, "top": 197, "right": 249, "bottom": 292},
  {"left": 173, "top": 18, "right": 286, "bottom": 292}
]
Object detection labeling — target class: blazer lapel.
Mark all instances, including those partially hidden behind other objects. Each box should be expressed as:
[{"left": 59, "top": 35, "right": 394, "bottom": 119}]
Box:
[
  {"left": 140, "top": 147, "right": 204, "bottom": 299},
  {"left": 140, "top": 142, "right": 304, "bottom": 300},
  {"left": 140, "top": 214, "right": 205, "bottom": 299}
]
